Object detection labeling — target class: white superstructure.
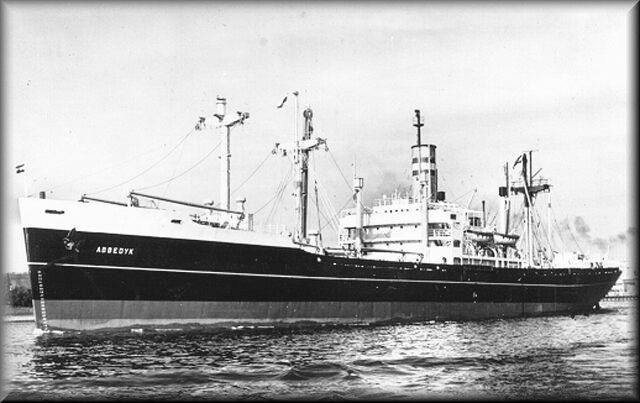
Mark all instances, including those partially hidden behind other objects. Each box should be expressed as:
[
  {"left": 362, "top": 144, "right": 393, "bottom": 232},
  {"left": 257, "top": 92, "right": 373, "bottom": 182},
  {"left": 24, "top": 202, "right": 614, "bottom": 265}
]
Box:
[{"left": 337, "top": 109, "right": 527, "bottom": 267}]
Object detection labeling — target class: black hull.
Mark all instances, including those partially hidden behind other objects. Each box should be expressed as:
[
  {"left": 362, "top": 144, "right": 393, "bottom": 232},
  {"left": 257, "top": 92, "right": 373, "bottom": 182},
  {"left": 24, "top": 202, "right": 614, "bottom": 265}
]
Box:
[{"left": 24, "top": 228, "right": 620, "bottom": 331}]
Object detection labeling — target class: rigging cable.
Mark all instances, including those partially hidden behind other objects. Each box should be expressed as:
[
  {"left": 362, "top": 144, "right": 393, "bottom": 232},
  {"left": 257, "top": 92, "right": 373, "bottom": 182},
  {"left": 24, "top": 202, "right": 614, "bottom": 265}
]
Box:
[
  {"left": 309, "top": 169, "right": 335, "bottom": 235},
  {"left": 320, "top": 195, "right": 354, "bottom": 232},
  {"left": 549, "top": 210, "right": 570, "bottom": 253},
  {"left": 531, "top": 200, "right": 555, "bottom": 254},
  {"left": 487, "top": 209, "right": 498, "bottom": 228},
  {"left": 86, "top": 129, "right": 195, "bottom": 196},
  {"left": 46, "top": 129, "right": 194, "bottom": 195},
  {"left": 134, "top": 141, "right": 221, "bottom": 192},
  {"left": 552, "top": 207, "right": 584, "bottom": 254},
  {"left": 162, "top": 133, "right": 191, "bottom": 197},
  {"left": 310, "top": 153, "right": 324, "bottom": 237},
  {"left": 310, "top": 153, "right": 333, "bottom": 236},
  {"left": 528, "top": 201, "right": 553, "bottom": 262},
  {"left": 467, "top": 188, "right": 478, "bottom": 209},
  {"left": 254, "top": 162, "right": 293, "bottom": 216},
  {"left": 309, "top": 152, "right": 341, "bottom": 234},
  {"left": 327, "top": 148, "right": 353, "bottom": 191},
  {"left": 231, "top": 151, "right": 272, "bottom": 197},
  {"left": 451, "top": 188, "right": 476, "bottom": 203},
  {"left": 317, "top": 180, "right": 341, "bottom": 233},
  {"left": 265, "top": 166, "right": 294, "bottom": 225}
]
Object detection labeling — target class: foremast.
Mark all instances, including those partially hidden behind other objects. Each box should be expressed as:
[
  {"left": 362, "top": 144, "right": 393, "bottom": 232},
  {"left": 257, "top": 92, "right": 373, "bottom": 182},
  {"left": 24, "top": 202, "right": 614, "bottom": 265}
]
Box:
[
  {"left": 214, "top": 97, "right": 250, "bottom": 210},
  {"left": 123, "top": 96, "right": 249, "bottom": 228}
]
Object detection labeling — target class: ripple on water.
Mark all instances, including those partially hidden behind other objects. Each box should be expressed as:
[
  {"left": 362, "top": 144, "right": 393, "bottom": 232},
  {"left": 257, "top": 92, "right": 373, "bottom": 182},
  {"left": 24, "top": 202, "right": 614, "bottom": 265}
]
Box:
[{"left": 3, "top": 303, "right": 637, "bottom": 400}]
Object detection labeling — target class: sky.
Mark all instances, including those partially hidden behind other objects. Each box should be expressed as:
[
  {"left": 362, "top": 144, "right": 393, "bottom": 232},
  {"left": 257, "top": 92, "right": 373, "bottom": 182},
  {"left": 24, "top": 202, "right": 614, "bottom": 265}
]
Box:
[{"left": 2, "top": 1, "right": 635, "bottom": 272}]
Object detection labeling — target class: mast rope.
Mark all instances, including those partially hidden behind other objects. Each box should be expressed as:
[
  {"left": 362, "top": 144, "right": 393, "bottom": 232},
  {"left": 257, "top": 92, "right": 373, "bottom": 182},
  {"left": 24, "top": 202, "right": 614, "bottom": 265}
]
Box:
[
  {"left": 265, "top": 166, "right": 294, "bottom": 225},
  {"left": 45, "top": 129, "right": 194, "bottom": 195},
  {"left": 254, "top": 163, "right": 293, "bottom": 215},
  {"left": 231, "top": 151, "right": 272, "bottom": 196},
  {"left": 487, "top": 209, "right": 498, "bottom": 228},
  {"left": 549, "top": 211, "right": 571, "bottom": 253},
  {"left": 133, "top": 141, "right": 221, "bottom": 192},
  {"left": 310, "top": 154, "right": 341, "bottom": 232},
  {"left": 327, "top": 148, "right": 352, "bottom": 191},
  {"left": 529, "top": 203, "right": 553, "bottom": 262},
  {"left": 545, "top": 194, "right": 584, "bottom": 254},
  {"left": 85, "top": 129, "right": 195, "bottom": 196},
  {"left": 320, "top": 195, "right": 353, "bottom": 232},
  {"left": 552, "top": 207, "right": 584, "bottom": 254},
  {"left": 162, "top": 132, "right": 191, "bottom": 197},
  {"left": 531, "top": 200, "right": 555, "bottom": 254},
  {"left": 310, "top": 153, "right": 325, "bottom": 236},
  {"left": 317, "top": 180, "right": 341, "bottom": 233},
  {"left": 311, "top": 188, "right": 335, "bottom": 234},
  {"left": 467, "top": 188, "right": 478, "bottom": 209},
  {"left": 451, "top": 188, "right": 476, "bottom": 203}
]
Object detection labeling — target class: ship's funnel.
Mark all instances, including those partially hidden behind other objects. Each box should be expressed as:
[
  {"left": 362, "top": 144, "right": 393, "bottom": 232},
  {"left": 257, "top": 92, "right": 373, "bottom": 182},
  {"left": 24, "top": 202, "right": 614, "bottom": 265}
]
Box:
[
  {"left": 411, "top": 144, "right": 437, "bottom": 201},
  {"left": 216, "top": 96, "right": 227, "bottom": 118},
  {"left": 410, "top": 110, "right": 438, "bottom": 202}
]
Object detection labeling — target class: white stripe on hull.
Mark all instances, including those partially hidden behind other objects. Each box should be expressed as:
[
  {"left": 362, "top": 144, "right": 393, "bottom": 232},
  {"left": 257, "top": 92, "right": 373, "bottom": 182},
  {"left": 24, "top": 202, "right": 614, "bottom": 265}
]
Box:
[
  {"left": 28, "top": 261, "right": 613, "bottom": 288},
  {"left": 35, "top": 300, "right": 592, "bottom": 331}
]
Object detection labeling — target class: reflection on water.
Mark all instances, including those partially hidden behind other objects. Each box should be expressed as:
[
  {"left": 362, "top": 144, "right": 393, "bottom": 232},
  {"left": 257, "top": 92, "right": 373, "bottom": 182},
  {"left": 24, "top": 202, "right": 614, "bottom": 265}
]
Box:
[{"left": 3, "top": 302, "right": 637, "bottom": 400}]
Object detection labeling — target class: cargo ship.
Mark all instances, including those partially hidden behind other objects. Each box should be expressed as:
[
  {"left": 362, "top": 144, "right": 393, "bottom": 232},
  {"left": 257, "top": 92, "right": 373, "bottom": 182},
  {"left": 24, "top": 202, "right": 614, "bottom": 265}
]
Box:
[{"left": 19, "top": 97, "right": 620, "bottom": 332}]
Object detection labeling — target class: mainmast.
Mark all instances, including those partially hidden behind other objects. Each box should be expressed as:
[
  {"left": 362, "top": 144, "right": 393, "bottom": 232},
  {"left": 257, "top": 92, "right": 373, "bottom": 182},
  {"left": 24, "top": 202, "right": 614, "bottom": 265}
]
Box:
[
  {"left": 273, "top": 107, "right": 326, "bottom": 244},
  {"left": 498, "top": 162, "right": 511, "bottom": 257},
  {"left": 353, "top": 176, "right": 364, "bottom": 256},
  {"left": 511, "top": 150, "right": 550, "bottom": 267},
  {"left": 297, "top": 109, "right": 313, "bottom": 241}
]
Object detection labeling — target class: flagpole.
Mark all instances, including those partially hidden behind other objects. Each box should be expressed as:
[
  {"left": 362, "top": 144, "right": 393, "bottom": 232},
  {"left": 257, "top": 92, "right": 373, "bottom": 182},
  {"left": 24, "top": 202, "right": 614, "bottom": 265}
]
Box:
[
  {"left": 295, "top": 91, "right": 299, "bottom": 143},
  {"left": 16, "top": 164, "right": 28, "bottom": 197}
]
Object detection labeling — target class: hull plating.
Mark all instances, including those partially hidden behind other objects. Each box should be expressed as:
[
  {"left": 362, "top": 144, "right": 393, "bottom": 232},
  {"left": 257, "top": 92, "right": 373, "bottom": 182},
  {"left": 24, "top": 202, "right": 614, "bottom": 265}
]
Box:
[
  {"left": 25, "top": 227, "right": 620, "bottom": 331},
  {"left": 35, "top": 300, "right": 593, "bottom": 331}
]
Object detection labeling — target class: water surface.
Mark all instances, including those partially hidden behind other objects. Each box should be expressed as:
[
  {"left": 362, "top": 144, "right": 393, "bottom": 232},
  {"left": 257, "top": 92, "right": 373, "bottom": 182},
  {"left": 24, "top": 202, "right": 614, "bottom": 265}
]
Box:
[{"left": 3, "top": 301, "right": 636, "bottom": 400}]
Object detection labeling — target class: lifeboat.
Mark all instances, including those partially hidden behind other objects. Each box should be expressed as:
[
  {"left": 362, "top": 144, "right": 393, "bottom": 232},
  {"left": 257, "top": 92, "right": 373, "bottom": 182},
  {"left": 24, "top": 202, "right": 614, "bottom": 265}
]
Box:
[
  {"left": 492, "top": 232, "right": 519, "bottom": 246},
  {"left": 464, "top": 229, "right": 493, "bottom": 243}
]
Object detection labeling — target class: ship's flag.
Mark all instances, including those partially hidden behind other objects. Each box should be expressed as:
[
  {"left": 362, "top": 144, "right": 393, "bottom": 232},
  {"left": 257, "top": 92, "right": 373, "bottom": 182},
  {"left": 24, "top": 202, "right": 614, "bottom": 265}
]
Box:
[
  {"left": 513, "top": 154, "right": 522, "bottom": 168},
  {"left": 15, "top": 163, "right": 25, "bottom": 174},
  {"left": 277, "top": 91, "right": 299, "bottom": 109},
  {"left": 195, "top": 116, "right": 206, "bottom": 131}
]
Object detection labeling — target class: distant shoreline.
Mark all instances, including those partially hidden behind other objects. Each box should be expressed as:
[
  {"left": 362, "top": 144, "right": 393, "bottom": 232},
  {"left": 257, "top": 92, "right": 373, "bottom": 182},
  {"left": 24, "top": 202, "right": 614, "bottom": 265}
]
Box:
[{"left": 4, "top": 306, "right": 34, "bottom": 316}]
